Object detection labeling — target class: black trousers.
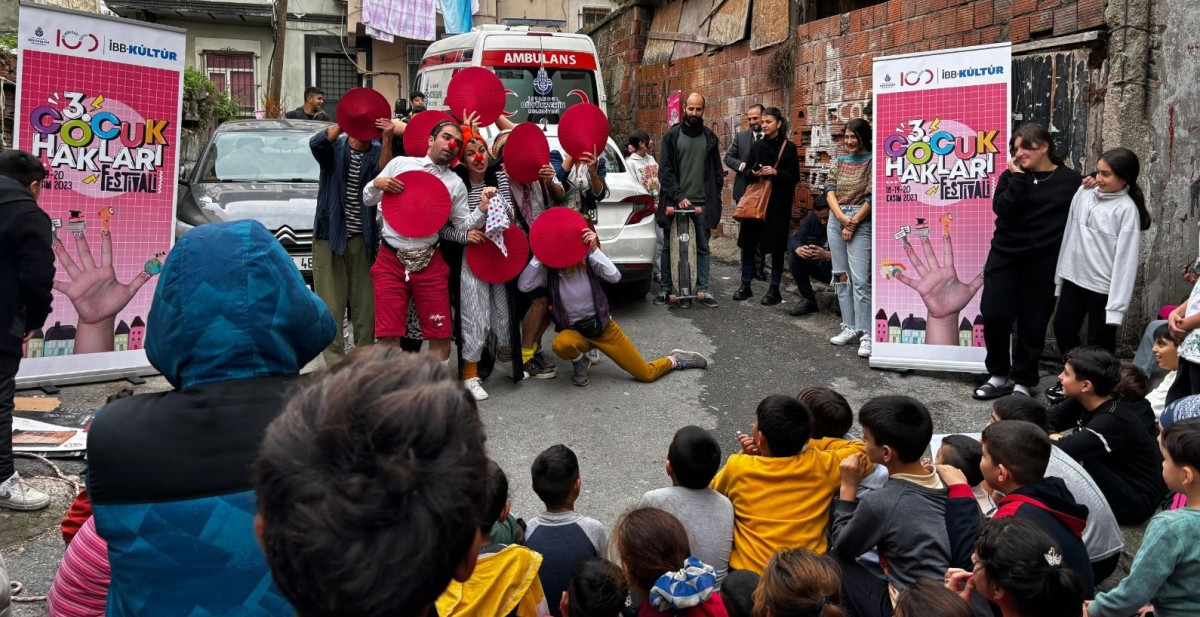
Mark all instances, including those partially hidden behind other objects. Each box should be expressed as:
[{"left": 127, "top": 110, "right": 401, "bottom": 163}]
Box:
[
  {"left": 0, "top": 354, "right": 19, "bottom": 480},
  {"left": 981, "top": 250, "right": 1058, "bottom": 386},
  {"left": 833, "top": 552, "right": 893, "bottom": 617},
  {"left": 1054, "top": 279, "right": 1118, "bottom": 355},
  {"left": 1165, "top": 358, "right": 1200, "bottom": 406},
  {"left": 789, "top": 255, "right": 833, "bottom": 300}
]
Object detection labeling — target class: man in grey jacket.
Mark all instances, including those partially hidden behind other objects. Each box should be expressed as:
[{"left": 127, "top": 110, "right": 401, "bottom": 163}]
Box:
[{"left": 724, "top": 103, "right": 766, "bottom": 281}]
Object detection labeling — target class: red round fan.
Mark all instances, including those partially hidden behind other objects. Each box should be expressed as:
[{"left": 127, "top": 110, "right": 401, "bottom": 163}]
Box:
[
  {"left": 503, "top": 123, "right": 551, "bottom": 184},
  {"left": 403, "top": 110, "right": 456, "bottom": 158},
  {"left": 335, "top": 88, "right": 392, "bottom": 141},
  {"left": 445, "top": 67, "right": 507, "bottom": 127},
  {"left": 529, "top": 207, "right": 591, "bottom": 269},
  {"left": 380, "top": 170, "right": 452, "bottom": 238},
  {"left": 558, "top": 103, "right": 610, "bottom": 160},
  {"left": 466, "top": 226, "right": 530, "bottom": 284}
]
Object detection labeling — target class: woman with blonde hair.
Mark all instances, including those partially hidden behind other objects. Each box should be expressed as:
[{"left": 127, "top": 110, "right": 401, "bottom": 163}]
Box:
[{"left": 752, "top": 548, "right": 848, "bottom": 617}]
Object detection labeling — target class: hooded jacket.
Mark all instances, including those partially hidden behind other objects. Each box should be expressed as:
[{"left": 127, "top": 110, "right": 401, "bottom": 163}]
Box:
[
  {"left": 0, "top": 176, "right": 54, "bottom": 357},
  {"left": 994, "top": 477, "right": 1095, "bottom": 597},
  {"left": 86, "top": 220, "right": 335, "bottom": 617},
  {"left": 436, "top": 544, "right": 548, "bottom": 617},
  {"left": 309, "top": 130, "right": 382, "bottom": 259}
]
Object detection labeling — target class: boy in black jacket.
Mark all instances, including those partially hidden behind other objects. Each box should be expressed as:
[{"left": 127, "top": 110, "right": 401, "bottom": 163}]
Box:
[
  {"left": 982, "top": 420, "right": 1095, "bottom": 597},
  {"left": 1049, "top": 346, "right": 1168, "bottom": 525},
  {"left": 0, "top": 150, "right": 54, "bottom": 511}
]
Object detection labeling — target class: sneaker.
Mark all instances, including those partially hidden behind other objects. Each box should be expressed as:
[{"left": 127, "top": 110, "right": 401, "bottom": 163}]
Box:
[
  {"left": 696, "top": 292, "right": 718, "bottom": 308},
  {"left": 1045, "top": 381, "right": 1066, "bottom": 405},
  {"left": 463, "top": 377, "right": 489, "bottom": 400},
  {"left": 0, "top": 472, "right": 51, "bottom": 511},
  {"left": 653, "top": 290, "right": 670, "bottom": 305},
  {"left": 670, "top": 349, "right": 709, "bottom": 370},
  {"left": 858, "top": 337, "right": 872, "bottom": 358},
  {"left": 523, "top": 357, "right": 557, "bottom": 379},
  {"left": 829, "top": 325, "right": 862, "bottom": 346},
  {"left": 587, "top": 349, "right": 603, "bottom": 364},
  {"left": 789, "top": 298, "right": 818, "bottom": 316},
  {"left": 572, "top": 355, "right": 593, "bottom": 387}
]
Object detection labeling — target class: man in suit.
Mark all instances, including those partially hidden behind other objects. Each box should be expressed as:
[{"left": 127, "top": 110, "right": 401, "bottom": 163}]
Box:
[{"left": 724, "top": 104, "right": 766, "bottom": 280}]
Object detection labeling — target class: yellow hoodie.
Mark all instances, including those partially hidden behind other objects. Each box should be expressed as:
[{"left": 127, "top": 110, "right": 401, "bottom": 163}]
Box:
[
  {"left": 710, "top": 437, "right": 866, "bottom": 573},
  {"left": 437, "top": 544, "right": 549, "bottom": 617}
]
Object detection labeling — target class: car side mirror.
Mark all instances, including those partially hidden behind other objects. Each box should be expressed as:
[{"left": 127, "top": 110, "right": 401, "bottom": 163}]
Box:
[{"left": 179, "top": 163, "right": 193, "bottom": 185}]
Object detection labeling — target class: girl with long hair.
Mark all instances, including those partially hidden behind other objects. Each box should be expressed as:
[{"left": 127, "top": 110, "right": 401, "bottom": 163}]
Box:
[
  {"left": 945, "top": 517, "right": 1086, "bottom": 617},
  {"left": 733, "top": 107, "right": 800, "bottom": 308},
  {"left": 1053, "top": 147, "right": 1151, "bottom": 356},
  {"left": 613, "top": 507, "right": 728, "bottom": 616},
  {"left": 975, "top": 123, "right": 1083, "bottom": 399},
  {"left": 752, "top": 548, "right": 848, "bottom": 617},
  {"left": 825, "top": 117, "right": 875, "bottom": 359}
]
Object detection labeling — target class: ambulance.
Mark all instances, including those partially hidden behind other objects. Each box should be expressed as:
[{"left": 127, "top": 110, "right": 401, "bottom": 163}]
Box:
[{"left": 417, "top": 26, "right": 657, "bottom": 297}]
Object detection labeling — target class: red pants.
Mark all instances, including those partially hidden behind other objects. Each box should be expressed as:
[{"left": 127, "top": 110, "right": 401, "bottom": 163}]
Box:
[{"left": 372, "top": 247, "right": 452, "bottom": 339}]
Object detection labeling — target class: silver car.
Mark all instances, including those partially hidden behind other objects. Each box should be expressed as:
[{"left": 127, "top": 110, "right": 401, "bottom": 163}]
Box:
[{"left": 176, "top": 119, "right": 330, "bottom": 283}]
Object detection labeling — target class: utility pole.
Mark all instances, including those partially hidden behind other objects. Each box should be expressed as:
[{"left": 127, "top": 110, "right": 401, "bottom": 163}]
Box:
[{"left": 266, "top": 0, "right": 288, "bottom": 117}]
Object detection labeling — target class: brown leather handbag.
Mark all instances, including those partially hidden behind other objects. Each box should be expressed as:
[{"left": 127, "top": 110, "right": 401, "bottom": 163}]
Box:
[{"left": 733, "top": 139, "right": 787, "bottom": 222}]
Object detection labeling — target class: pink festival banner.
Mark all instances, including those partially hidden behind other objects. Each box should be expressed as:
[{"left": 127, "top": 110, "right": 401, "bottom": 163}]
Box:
[
  {"left": 15, "top": 3, "right": 184, "bottom": 386},
  {"left": 870, "top": 43, "right": 1011, "bottom": 372}
]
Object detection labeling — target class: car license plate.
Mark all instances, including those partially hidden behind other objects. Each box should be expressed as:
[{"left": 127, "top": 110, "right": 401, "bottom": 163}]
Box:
[{"left": 292, "top": 255, "right": 313, "bottom": 271}]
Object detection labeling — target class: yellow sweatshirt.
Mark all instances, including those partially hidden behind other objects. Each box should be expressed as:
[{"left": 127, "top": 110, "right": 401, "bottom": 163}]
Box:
[
  {"left": 437, "top": 544, "right": 549, "bottom": 617},
  {"left": 710, "top": 437, "right": 866, "bottom": 573}
]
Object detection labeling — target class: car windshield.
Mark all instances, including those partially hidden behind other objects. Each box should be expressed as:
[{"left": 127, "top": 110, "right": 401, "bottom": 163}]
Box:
[
  {"left": 198, "top": 130, "right": 320, "bottom": 183},
  {"left": 494, "top": 67, "right": 598, "bottom": 125}
]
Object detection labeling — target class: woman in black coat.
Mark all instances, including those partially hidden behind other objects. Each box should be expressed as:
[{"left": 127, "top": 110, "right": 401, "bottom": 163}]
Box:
[{"left": 734, "top": 106, "right": 800, "bottom": 305}]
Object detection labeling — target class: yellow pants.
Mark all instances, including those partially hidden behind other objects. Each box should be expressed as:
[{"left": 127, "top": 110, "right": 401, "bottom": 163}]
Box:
[{"left": 552, "top": 319, "right": 674, "bottom": 383}]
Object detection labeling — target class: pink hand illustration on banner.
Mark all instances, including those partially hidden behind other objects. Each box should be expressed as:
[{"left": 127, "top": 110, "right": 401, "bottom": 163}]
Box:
[
  {"left": 52, "top": 230, "right": 154, "bottom": 354},
  {"left": 894, "top": 235, "right": 983, "bottom": 320}
]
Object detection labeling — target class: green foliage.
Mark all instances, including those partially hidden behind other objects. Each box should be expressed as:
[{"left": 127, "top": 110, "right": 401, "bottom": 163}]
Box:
[
  {"left": 183, "top": 66, "right": 241, "bottom": 124},
  {"left": 0, "top": 31, "right": 17, "bottom": 55}
]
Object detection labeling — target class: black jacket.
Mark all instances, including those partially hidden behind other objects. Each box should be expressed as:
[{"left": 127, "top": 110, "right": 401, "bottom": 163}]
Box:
[
  {"left": 736, "top": 134, "right": 800, "bottom": 254},
  {"left": 995, "top": 477, "right": 1095, "bottom": 598},
  {"left": 0, "top": 176, "right": 55, "bottom": 358},
  {"left": 656, "top": 123, "right": 724, "bottom": 230},
  {"left": 1049, "top": 397, "right": 1168, "bottom": 525}
]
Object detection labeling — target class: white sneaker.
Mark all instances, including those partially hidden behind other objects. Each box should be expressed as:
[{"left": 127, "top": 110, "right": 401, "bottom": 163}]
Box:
[
  {"left": 463, "top": 377, "right": 489, "bottom": 401},
  {"left": 858, "top": 337, "right": 872, "bottom": 358},
  {"left": 829, "top": 325, "right": 861, "bottom": 346},
  {"left": 587, "top": 349, "right": 602, "bottom": 364},
  {"left": 0, "top": 472, "right": 51, "bottom": 511}
]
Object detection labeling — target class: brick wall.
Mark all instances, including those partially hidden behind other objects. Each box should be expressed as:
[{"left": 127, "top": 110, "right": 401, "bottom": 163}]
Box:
[{"left": 593, "top": 0, "right": 1106, "bottom": 231}]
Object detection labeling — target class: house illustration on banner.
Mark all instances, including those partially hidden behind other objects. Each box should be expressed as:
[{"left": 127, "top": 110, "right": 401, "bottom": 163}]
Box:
[
  {"left": 129, "top": 316, "right": 146, "bottom": 350},
  {"left": 972, "top": 314, "right": 985, "bottom": 347},
  {"left": 24, "top": 328, "right": 44, "bottom": 358},
  {"left": 44, "top": 322, "right": 76, "bottom": 356},
  {"left": 875, "top": 309, "right": 889, "bottom": 342},
  {"left": 901, "top": 314, "right": 926, "bottom": 345},
  {"left": 959, "top": 317, "right": 973, "bottom": 347},
  {"left": 114, "top": 319, "right": 130, "bottom": 352},
  {"left": 888, "top": 312, "right": 902, "bottom": 343}
]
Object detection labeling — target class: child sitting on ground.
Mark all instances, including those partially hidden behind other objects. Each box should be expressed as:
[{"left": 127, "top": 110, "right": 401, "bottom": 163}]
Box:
[
  {"left": 1148, "top": 324, "right": 1180, "bottom": 418},
  {"left": 711, "top": 394, "right": 865, "bottom": 573},
  {"left": 936, "top": 435, "right": 987, "bottom": 513},
  {"left": 800, "top": 387, "right": 890, "bottom": 494},
  {"left": 526, "top": 444, "right": 607, "bottom": 617},
  {"left": 638, "top": 426, "right": 734, "bottom": 586},
  {"left": 989, "top": 395, "right": 1125, "bottom": 584},
  {"left": 752, "top": 548, "right": 848, "bottom": 617},
  {"left": 831, "top": 395, "right": 981, "bottom": 617},
  {"left": 981, "top": 420, "right": 1094, "bottom": 597},
  {"left": 559, "top": 558, "right": 627, "bottom": 617},
  {"left": 1086, "top": 418, "right": 1200, "bottom": 617},
  {"left": 252, "top": 347, "right": 490, "bottom": 617},
  {"left": 438, "top": 460, "right": 549, "bottom": 617},
  {"left": 612, "top": 507, "right": 727, "bottom": 616},
  {"left": 1114, "top": 360, "right": 1159, "bottom": 437},
  {"left": 1048, "top": 346, "right": 1168, "bottom": 525}
]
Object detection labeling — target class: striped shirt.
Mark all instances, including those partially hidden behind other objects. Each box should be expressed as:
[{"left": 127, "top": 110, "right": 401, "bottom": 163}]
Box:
[
  {"left": 344, "top": 149, "right": 364, "bottom": 236},
  {"left": 47, "top": 516, "right": 110, "bottom": 617},
  {"left": 825, "top": 152, "right": 873, "bottom": 207}
]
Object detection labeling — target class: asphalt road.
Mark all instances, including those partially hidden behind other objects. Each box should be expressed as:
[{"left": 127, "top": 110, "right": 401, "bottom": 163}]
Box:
[{"left": 0, "top": 249, "right": 1055, "bottom": 614}]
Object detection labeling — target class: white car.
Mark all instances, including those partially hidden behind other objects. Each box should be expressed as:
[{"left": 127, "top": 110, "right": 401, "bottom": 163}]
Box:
[{"left": 541, "top": 134, "right": 658, "bottom": 298}]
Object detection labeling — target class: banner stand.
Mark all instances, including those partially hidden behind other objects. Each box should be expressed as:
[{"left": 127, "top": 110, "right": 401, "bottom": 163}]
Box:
[
  {"left": 13, "top": 2, "right": 184, "bottom": 389},
  {"left": 868, "top": 43, "right": 1011, "bottom": 374}
]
